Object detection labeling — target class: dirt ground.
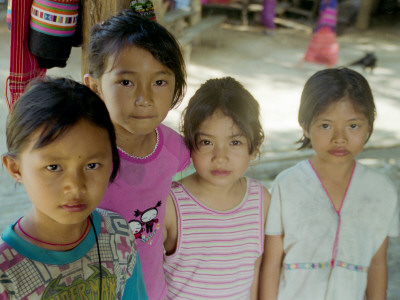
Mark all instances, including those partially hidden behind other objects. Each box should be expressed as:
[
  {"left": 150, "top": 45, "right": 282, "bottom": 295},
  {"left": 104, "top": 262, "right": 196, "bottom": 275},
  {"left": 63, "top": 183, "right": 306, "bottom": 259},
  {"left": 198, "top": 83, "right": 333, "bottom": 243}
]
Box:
[{"left": 0, "top": 4, "right": 399, "bottom": 297}]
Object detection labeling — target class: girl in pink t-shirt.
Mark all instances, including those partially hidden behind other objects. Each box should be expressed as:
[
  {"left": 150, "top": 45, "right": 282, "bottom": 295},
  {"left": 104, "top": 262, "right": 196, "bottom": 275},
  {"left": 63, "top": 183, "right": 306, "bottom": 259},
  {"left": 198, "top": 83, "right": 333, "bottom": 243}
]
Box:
[{"left": 84, "top": 10, "right": 190, "bottom": 300}]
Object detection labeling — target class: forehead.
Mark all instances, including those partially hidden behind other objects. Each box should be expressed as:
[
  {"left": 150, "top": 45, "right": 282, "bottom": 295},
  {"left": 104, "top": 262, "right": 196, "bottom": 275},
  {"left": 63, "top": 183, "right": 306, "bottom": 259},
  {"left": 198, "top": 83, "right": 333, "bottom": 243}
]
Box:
[
  {"left": 24, "top": 120, "right": 110, "bottom": 156},
  {"left": 104, "top": 45, "right": 170, "bottom": 74},
  {"left": 199, "top": 110, "right": 241, "bottom": 134},
  {"left": 315, "top": 97, "right": 367, "bottom": 120}
]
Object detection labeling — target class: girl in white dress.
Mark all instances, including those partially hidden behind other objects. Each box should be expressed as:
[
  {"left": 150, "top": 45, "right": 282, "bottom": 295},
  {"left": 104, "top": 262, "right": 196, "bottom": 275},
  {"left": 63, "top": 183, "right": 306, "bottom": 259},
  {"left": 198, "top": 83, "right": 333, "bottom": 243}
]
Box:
[{"left": 260, "top": 68, "right": 399, "bottom": 300}]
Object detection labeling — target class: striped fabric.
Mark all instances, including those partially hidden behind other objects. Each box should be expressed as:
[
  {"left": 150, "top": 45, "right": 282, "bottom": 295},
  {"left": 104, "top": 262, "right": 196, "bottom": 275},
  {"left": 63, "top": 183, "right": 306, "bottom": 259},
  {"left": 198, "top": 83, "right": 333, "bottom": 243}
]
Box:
[
  {"left": 30, "top": 0, "right": 79, "bottom": 37},
  {"left": 304, "top": 0, "right": 338, "bottom": 66},
  {"left": 164, "top": 178, "right": 264, "bottom": 299},
  {"left": 6, "top": 0, "right": 46, "bottom": 110},
  {"left": 315, "top": 0, "right": 337, "bottom": 32}
]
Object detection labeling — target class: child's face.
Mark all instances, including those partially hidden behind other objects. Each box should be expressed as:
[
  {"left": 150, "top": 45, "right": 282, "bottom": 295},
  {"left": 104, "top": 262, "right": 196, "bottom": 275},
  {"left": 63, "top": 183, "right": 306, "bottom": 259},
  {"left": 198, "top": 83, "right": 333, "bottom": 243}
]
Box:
[
  {"left": 304, "top": 98, "right": 370, "bottom": 165},
  {"left": 191, "top": 110, "right": 256, "bottom": 187},
  {"left": 95, "top": 45, "right": 175, "bottom": 137},
  {"left": 2, "top": 120, "right": 113, "bottom": 226}
]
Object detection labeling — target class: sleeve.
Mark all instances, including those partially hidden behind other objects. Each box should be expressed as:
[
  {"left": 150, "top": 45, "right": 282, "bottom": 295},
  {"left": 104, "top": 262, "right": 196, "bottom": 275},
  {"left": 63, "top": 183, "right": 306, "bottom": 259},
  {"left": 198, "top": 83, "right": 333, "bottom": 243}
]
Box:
[
  {"left": 388, "top": 196, "right": 399, "bottom": 237},
  {"left": 122, "top": 252, "right": 148, "bottom": 300},
  {"left": 176, "top": 135, "right": 190, "bottom": 172},
  {"left": 0, "top": 290, "right": 9, "bottom": 300},
  {"left": 265, "top": 181, "right": 284, "bottom": 235}
]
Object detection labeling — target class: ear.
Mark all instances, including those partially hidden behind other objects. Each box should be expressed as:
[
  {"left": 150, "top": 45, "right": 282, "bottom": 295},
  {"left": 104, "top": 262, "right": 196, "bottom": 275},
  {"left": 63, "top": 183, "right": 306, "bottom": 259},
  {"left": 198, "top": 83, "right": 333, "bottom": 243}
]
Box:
[
  {"left": 2, "top": 155, "right": 23, "bottom": 183},
  {"left": 250, "top": 149, "right": 258, "bottom": 161},
  {"left": 83, "top": 74, "right": 102, "bottom": 97}
]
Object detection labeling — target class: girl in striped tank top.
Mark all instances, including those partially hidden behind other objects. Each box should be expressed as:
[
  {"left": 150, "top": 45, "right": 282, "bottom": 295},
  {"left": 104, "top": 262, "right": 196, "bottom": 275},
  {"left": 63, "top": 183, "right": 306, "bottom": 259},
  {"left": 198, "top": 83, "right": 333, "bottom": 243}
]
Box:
[{"left": 163, "top": 77, "right": 271, "bottom": 299}]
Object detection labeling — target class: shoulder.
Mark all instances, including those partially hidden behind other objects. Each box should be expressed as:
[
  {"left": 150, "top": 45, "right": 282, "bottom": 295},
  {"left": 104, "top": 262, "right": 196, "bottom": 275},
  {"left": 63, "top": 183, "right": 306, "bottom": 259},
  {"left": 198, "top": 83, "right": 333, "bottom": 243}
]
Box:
[
  {"left": 96, "top": 208, "right": 127, "bottom": 220},
  {"left": 356, "top": 162, "right": 395, "bottom": 184},
  {"left": 96, "top": 209, "right": 131, "bottom": 234},
  {"left": 159, "top": 124, "right": 184, "bottom": 142},
  {"left": 158, "top": 124, "right": 190, "bottom": 170},
  {"left": 95, "top": 209, "right": 137, "bottom": 267},
  {"left": 159, "top": 124, "right": 187, "bottom": 150},
  {"left": 0, "top": 238, "right": 19, "bottom": 270},
  {"left": 273, "top": 160, "right": 310, "bottom": 185},
  {"left": 247, "top": 178, "right": 271, "bottom": 222},
  {"left": 355, "top": 162, "right": 397, "bottom": 197}
]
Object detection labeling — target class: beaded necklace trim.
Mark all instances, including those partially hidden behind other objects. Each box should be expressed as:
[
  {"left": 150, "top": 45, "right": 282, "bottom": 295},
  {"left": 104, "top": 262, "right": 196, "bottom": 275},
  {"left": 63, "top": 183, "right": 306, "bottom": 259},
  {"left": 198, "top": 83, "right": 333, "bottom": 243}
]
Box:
[{"left": 118, "top": 128, "right": 159, "bottom": 159}]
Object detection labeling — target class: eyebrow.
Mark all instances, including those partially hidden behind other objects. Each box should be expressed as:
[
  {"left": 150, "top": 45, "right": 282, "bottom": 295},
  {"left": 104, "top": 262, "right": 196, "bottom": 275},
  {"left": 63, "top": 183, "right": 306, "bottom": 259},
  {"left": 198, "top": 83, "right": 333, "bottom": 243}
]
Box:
[
  {"left": 37, "top": 151, "right": 110, "bottom": 161},
  {"left": 197, "top": 132, "right": 245, "bottom": 138},
  {"left": 316, "top": 117, "right": 365, "bottom": 122},
  {"left": 113, "top": 70, "right": 173, "bottom": 76}
]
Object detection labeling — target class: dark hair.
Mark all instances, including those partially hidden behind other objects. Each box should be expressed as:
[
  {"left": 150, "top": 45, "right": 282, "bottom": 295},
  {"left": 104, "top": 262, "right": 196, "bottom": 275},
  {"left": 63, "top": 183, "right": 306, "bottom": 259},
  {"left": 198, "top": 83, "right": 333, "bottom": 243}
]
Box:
[
  {"left": 182, "top": 77, "right": 264, "bottom": 155},
  {"left": 5, "top": 77, "right": 120, "bottom": 182},
  {"left": 297, "top": 67, "right": 376, "bottom": 149},
  {"left": 87, "top": 9, "right": 186, "bottom": 108}
]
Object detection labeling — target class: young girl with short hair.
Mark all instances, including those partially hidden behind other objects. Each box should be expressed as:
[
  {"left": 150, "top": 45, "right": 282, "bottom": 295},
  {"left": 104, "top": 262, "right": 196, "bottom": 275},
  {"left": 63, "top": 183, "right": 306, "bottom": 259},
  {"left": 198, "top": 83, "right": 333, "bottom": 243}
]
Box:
[
  {"left": 260, "top": 68, "right": 399, "bottom": 299},
  {"left": 163, "top": 77, "right": 271, "bottom": 299},
  {"left": 84, "top": 10, "right": 190, "bottom": 299},
  {"left": 0, "top": 77, "right": 146, "bottom": 299}
]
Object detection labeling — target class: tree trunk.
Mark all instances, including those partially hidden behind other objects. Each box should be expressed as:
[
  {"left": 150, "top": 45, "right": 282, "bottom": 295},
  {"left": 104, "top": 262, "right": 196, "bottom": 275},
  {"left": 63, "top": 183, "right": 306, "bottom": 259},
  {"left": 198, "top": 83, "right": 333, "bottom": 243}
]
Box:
[{"left": 81, "top": 0, "right": 130, "bottom": 76}]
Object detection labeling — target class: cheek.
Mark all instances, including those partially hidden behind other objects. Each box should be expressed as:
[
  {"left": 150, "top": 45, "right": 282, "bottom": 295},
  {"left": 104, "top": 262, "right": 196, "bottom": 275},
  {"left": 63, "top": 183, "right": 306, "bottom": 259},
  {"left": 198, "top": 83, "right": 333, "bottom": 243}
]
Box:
[{"left": 191, "top": 152, "right": 207, "bottom": 168}]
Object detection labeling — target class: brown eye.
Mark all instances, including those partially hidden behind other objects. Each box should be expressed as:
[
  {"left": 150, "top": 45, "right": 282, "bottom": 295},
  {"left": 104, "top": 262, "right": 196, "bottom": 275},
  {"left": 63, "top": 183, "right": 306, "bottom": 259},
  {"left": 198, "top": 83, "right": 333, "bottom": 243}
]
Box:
[
  {"left": 46, "top": 165, "right": 61, "bottom": 172},
  {"left": 87, "top": 163, "right": 100, "bottom": 170},
  {"left": 155, "top": 80, "right": 166, "bottom": 86},
  {"left": 121, "top": 80, "right": 132, "bottom": 86}
]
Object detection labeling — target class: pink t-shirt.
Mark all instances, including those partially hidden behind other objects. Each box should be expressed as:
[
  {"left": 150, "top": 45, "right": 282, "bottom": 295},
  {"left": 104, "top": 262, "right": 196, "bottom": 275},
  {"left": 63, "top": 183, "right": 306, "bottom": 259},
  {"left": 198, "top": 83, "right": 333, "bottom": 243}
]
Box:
[{"left": 100, "top": 124, "right": 190, "bottom": 300}]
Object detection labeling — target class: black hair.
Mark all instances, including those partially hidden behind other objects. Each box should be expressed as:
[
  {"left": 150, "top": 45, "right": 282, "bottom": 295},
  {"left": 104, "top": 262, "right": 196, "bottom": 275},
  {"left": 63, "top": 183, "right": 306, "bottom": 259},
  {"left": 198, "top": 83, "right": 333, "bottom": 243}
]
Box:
[
  {"left": 87, "top": 9, "right": 186, "bottom": 108},
  {"left": 297, "top": 67, "right": 376, "bottom": 149},
  {"left": 5, "top": 77, "right": 120, "bottom": 182},
  {"left": 182, "top": 77, "right": 264, "bottom": 155}
]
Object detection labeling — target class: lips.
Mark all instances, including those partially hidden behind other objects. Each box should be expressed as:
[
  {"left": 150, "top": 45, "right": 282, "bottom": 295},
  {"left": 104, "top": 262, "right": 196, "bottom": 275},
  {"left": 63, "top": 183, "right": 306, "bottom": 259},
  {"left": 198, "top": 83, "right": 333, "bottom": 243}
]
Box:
[
  {"left": 329, "top": 149, "right": 350, "bottom": 156},
  {"left": 211, "top": 170, "right": 231, "bottom": 176},
  {"left": 60, "top": 203, "right": 88, "bottom": 212},
  {"left": 132, "top": 115, "right": 153, "bottom": 119}
]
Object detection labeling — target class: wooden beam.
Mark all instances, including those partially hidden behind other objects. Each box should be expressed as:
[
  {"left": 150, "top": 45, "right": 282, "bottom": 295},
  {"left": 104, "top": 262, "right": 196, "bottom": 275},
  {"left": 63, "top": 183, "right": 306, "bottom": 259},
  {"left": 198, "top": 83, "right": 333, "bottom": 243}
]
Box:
[
  {"left": 81, "top": 0, "right": 130, "bottom": 77},
  {"left": 356, "top": 0, "right": 375, "bottom": 30}
]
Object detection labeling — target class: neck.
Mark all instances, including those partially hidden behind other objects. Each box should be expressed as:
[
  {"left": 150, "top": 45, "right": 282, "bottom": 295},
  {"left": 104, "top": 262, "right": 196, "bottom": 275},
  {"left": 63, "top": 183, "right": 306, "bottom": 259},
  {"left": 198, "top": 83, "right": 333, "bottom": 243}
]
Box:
[
  {"left": 309, "top": 156, "right": 355, "bottom": 180},
  {"left": 183, "top": 174, "right": 247, "bottom": 210},
  {"left": 116, "top": 129, "right": 157, "bottom": 157},
  {"left": 15, "top": 210, "right": 91, "bottom": 251}
]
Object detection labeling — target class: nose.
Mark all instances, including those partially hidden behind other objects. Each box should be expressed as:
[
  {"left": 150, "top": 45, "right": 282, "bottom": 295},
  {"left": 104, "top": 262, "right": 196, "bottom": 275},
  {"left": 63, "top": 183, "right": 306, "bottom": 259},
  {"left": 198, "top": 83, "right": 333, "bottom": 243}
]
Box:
[
  {"left": 212, "top": 144, "right": 228, "bottom": 163},
  {"left": 332, "top": 128, "right": 347, "bottom": 144},
  {"left": 64, "top": 169, "right": 86, "bottom": 197},
  {"left": 135, "top": 84, "right": 152, "bottom": 107}
]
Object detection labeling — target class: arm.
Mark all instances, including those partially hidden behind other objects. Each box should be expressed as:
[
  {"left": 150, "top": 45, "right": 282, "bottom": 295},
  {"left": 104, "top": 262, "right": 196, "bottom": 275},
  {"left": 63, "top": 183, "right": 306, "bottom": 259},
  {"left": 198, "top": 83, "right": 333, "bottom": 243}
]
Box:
[
  {"left": 251, "top": 186, "right": 272, "bottom": 299},
  {"left": 122, "top": 252, "right": 149, "bottom": 300},
  {"left": 163, "top": 194, "right": 178, "bottom": 255},
  {"left": 251, "top": 255, "right": 263, "bottom": 300},
  {"left": 366, "top": 237, "right": 389, "bottom": 300},
  {"left": 259, "top": 234, "right": 284, "bottom": 300}
]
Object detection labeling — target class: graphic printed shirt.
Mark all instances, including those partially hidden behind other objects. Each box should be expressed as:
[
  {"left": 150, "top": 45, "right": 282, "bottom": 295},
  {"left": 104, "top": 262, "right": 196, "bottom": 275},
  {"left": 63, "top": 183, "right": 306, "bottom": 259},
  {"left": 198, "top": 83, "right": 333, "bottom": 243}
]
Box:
[
  {"left": 0, "top": 209, "right": 140, "bottom": 299},
  {"left": 99, "top": 124, "right": 190, "bottom": 300}
]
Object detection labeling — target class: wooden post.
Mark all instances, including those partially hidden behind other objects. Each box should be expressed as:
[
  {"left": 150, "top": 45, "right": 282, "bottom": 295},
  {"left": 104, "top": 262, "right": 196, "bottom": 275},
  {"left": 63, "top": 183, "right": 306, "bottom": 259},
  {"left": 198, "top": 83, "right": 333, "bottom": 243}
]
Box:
[
  {"left": 81, "top": 0, "right": 130, "bottom": 77},
  {"left": 355, "top": 0, "right": 374, "bottom": 30}
]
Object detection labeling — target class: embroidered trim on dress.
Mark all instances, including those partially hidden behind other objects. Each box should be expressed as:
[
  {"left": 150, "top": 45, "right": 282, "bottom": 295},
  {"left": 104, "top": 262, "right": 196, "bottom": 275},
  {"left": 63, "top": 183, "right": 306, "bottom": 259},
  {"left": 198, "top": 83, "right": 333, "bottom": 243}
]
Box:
[
  {"left": 284, "top": 260, "right": 368, "bottom": 272},
  {"left": 117, "top": 128, "right": 159, "bottom": 159}
]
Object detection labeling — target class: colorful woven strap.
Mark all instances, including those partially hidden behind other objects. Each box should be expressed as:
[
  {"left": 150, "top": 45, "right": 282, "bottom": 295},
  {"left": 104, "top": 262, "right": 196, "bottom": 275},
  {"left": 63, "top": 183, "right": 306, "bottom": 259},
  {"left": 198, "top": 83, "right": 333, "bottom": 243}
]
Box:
[
  {"left": 30, "top": 0, "right": 79, "bottom": 37},
  {"left": 6, "top": 0, "right": 46, "bottom": 110},
  {"left": 6, "top": 0, "right": 11, "bottom": 27}
]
